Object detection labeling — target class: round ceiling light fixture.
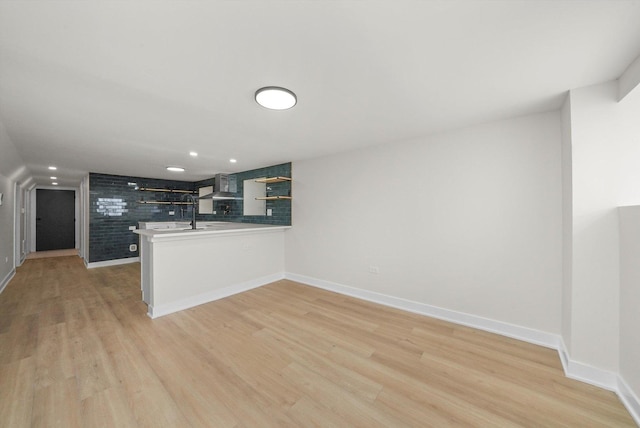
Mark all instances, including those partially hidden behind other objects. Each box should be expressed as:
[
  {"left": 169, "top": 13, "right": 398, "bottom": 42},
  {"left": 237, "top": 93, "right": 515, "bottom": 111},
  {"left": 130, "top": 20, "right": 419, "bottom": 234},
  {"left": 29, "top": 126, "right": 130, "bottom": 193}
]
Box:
[
  {"left": 255, "top": 86, "right": 297, "bottom": 110},
  {"left": 166, "top": 166, "right": 185, "bottom": 172}
]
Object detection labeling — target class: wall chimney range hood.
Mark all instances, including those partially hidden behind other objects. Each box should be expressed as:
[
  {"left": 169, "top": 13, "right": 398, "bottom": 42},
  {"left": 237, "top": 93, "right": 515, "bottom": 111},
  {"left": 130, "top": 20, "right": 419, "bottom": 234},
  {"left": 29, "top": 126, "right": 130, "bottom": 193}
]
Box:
[{"left": 199, "top": 174, "right": 241, "bottom": 200}]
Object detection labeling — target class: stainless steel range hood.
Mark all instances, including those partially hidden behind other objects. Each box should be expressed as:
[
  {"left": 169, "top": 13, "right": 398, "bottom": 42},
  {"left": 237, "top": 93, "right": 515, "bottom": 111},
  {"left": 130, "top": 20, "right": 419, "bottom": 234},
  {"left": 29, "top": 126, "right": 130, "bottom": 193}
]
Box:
[{"left": 199, "top": 173, "right": 242, "bottom": 200}]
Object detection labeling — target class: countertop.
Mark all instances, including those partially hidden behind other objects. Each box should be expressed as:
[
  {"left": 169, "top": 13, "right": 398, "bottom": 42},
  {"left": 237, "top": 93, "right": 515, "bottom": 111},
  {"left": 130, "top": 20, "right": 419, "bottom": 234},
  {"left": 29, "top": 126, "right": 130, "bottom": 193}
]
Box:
[{"left": 134, "top": 222, "right": 290, "bottom": 241}]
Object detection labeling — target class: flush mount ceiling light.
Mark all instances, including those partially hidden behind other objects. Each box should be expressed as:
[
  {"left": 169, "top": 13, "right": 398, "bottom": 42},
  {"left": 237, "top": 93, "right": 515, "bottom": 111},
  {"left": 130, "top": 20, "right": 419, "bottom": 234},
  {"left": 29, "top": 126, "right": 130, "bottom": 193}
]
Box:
[
  {"left": 189, "top": 151, "right": 198, "bottom": 157},
  {"left": 229, "top": 158, "right": 237, "bottom": 163},
  {"left": 50, "top": 176, "right": 57, "bottom": 179},
  {"left": 48, "top": 166, "right": 57, "bottom": 170},
  {"left": 52, "top": 182, "right": 58, "bottom": 186},
  {"left": 255, "top": 86, "right": 297, "bottom": 110},
  {"left": 166, "top": 166, "right": 185, "bottom": 172}
]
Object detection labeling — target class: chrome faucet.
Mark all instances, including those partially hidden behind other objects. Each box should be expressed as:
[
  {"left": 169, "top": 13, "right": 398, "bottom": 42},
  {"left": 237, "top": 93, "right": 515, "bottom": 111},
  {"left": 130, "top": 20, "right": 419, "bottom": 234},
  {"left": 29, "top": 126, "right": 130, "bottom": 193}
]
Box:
[{"left": 181, "top": 193, "right": 198, "bottom": 229}]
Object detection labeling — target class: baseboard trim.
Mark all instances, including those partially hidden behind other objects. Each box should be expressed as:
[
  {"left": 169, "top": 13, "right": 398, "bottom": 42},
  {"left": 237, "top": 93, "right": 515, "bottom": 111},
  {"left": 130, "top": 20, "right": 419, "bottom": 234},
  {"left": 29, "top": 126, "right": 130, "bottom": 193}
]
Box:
[
  {"left": 148, "top": 272, "right": 286, "bottom": 319},
  {"left": 285, "top": 272, "right": 640, "bottom": 424},
  {"left": 86, "top": 257, "right": 140, "bottom": 269},
  {"left": 0, "top": 268, "right": 16, "bottom": 295},
  {"left": 557, "top": 341, "right": 619, "bottom": 391},
  {"left": 618, "top": 377, "right": 640, "bottom": 427},
  {"left": 284, "top": 272, "right": 559, "bottom": 349}
]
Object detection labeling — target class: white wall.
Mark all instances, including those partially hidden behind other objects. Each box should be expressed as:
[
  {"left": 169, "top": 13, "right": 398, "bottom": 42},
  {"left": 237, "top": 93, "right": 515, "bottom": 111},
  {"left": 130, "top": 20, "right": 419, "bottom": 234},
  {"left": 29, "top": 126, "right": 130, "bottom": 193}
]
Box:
[
  {"left": 286, "top": 111, "right": 563, "bottom": 334},
  {"left": 561, "top": 94, "right": 574, "bottom": 350},
  {"left": 618, "top": 206, "right": 640, "bottom": 404},
  {"left": 0, "top": 121, "right": 25, "bottom": 291},
  {"left": 568, "top": 81, "right": 640, "bottom": 372},
  {"left": 0, "top": 174, "right": 15, "bottom": 289}
]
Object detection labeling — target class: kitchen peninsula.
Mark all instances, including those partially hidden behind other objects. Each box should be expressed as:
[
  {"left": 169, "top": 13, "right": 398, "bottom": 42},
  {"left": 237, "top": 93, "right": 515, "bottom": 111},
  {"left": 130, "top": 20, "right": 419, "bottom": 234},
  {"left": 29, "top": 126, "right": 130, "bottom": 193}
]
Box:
[{"left": 134, "top": 222, "right": 290, "bottom": 318}]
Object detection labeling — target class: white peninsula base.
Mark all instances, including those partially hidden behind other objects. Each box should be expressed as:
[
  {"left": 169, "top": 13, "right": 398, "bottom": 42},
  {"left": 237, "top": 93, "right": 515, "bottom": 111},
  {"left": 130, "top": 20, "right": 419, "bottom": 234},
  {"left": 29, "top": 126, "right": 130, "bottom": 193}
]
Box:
[{"left": 134, "top": 223, "right": 289, "bottom": 318}]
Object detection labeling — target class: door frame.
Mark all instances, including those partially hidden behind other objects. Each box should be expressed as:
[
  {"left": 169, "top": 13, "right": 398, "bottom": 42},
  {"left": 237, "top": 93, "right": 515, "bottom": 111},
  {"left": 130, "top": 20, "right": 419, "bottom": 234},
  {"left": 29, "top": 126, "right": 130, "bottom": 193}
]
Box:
[{"left": 29, "top": 185, "right": 80, "bottom": 254}]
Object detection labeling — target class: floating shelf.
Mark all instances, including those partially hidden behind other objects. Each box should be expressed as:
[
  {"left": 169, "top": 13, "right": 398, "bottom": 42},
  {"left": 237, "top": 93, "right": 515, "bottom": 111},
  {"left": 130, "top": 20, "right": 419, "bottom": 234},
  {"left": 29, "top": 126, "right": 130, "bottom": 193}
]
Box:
[
  {"left": 254, "top": 177, "right": 292, "bottom": 184},
  {"left": 255, "top": 196, "right": 292, "bottom": 200},
  {"left": 139, "top": 187, "right": 195, "bottom": 194}
]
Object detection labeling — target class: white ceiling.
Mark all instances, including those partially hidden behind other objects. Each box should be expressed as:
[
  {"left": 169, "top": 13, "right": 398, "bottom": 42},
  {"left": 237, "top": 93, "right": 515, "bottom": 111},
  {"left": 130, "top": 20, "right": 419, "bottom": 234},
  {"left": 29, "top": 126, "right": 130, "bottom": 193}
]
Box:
[{"left": 1, "top": 1, "right": 640, "bottom": 186}]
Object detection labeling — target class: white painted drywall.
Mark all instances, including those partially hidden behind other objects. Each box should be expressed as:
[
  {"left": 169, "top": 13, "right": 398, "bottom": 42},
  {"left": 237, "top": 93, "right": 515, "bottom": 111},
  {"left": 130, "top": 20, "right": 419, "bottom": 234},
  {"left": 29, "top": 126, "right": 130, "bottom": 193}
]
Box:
[
  {"left": 560, "top": 94, "right": 574, "bottom": 351},
  {"left": 0, "top": 174, "right": 15, "bottom": 287},
  {"left": 618, "top": 206, "right": 640, "bottom": 403},
  {"left": 286, "top": 111, "right": 563, "bottom": 334},
  {"left": 568, "top": 80, "right": 640, "bottom": 371},
  {"left": 147, "top": 229, "right": 285, "bottom": 309},
  {"left": 618, "top": 53, "right": 640, "bottom": 101},
  {"left": 0, "top": 121, "right": 25, "bottom": 289}
]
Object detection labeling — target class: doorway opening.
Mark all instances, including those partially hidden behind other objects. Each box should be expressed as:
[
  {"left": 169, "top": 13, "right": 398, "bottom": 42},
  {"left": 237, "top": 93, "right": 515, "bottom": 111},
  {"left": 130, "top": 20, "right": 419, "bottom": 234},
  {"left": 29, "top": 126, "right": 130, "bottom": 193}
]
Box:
[{"left": 36, "top": 189, "right": 75, "bottom": 251}]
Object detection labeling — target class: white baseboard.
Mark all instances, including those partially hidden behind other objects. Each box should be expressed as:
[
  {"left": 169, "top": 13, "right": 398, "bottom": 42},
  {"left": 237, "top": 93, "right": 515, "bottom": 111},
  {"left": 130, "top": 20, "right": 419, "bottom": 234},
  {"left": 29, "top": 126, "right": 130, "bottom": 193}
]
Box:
[
  {"left": 285, "top": 272, "right": 640, "bottom": 425},
  {"left": 86, "top": 257, "right": 140, "bottom": 269},
  {"left": 557, "top": 341, "right": 619, "bottom": 391},
  {"left": 0, "top": 268, "right": 15, "bottom": 295},
  {"left": 618, "top": 377, "right": 640, "bottom": 427},
  {"left": 148, "top": 272, "right": 286, "bottom": 319},
  {"left": 284, "top": 272, "right": 560, "bottom": 349}
]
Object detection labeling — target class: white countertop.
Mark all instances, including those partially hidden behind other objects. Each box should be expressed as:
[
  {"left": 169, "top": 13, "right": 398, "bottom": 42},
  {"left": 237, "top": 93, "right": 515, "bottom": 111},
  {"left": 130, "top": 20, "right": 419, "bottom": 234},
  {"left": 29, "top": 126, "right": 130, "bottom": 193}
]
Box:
[{"left": 134, "top": 222, "right": 290, "bottom": 241}]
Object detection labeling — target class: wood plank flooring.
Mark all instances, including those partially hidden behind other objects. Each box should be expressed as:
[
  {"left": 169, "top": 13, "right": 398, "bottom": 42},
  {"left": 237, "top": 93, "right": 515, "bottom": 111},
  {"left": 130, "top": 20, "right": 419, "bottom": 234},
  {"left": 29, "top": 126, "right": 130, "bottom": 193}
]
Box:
[
  {"left": 0, "top": 256, "right": 635, "bottom": 427},
  {"left": 25, "top": 249, "right": 78, "bottom": 260}
]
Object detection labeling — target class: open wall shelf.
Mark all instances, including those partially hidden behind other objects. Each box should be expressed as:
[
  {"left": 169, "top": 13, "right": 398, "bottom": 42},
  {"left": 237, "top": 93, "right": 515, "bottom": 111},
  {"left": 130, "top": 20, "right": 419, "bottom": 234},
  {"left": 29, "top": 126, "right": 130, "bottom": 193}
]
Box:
[
  {"left": 139, "top": 187, "right": 195, "bottom": 194},
  {"left": 137, "top": 201, "right": 194, "bottom": 205},
  {"left": 254, "top": 177, "right": 292, "bottom": 184},
  {"left": 255, "top": 196, "right": 292, "bottom": 200}
]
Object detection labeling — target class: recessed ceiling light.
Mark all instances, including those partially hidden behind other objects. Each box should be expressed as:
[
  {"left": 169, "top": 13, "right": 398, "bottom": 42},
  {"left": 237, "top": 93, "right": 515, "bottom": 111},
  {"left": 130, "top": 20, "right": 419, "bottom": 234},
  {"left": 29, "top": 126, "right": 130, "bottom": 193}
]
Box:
[
  {"left": 229, "top": 158, "right": 237, "bottom": 163},
  {"left": 48, "top": 166, "right": 57, "bottom": 170},
  {"left": 52, "top": 182, "right": 58, "bottom": 186},
  {"left": 255, "top": 86, "right": 297, "bottom": 110},
  {"left": 189, "top": 151, "right": 198, "bottom": 157},
  {"left": 166, "top": 166, "right": 185, "bottom": 172},
  {"left": 50, "top": 176, "right": 57, "bottom": 179}
]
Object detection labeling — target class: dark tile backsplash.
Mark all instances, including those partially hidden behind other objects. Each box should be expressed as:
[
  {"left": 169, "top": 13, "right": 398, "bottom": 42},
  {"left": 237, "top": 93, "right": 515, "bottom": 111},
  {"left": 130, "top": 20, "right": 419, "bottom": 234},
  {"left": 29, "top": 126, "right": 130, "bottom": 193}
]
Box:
[
  {"left": 89, "top": 173, "right": 195, "bottom": 263},
  {"left": 194, "top": 162, "right": 292, "bottom": 226},
  {"left": 89, "top": 163, "right": 292, "bottom": 263}
]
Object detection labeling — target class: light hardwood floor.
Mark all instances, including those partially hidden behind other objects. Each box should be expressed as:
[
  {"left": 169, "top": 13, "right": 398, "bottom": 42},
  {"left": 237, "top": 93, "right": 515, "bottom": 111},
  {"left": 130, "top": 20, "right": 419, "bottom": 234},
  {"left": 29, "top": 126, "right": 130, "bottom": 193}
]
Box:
[
  {"left": 0, "top": 256, "right": 635, "bottom": 427},
  {"left": 25, "top": 249, "right": 78, "bottom": 260}
]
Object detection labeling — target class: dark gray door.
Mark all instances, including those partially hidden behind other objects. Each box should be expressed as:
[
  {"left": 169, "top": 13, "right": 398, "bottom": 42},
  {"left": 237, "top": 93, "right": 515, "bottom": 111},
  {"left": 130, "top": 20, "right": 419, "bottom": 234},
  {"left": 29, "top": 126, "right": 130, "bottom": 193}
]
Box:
[{"left": 36, "top": 189, "right": 75, "bottom": 251}]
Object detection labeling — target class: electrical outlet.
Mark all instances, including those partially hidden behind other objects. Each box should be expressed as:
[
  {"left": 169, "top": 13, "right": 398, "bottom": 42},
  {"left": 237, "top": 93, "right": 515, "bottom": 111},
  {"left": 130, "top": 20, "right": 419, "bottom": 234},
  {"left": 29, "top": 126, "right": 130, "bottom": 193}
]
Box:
[
  {"left": 368, "top": 265, "right": 379, "bottom": 274},
  {"left": 169, "top": 210, "right": 175, "bottom": 216},
  {"left": 4, "top": 257, "right": 8, "bottom": 264},
  {"left": 129, "top": 244, "right": 137, "bottom": 252},
  {"left": 267, "top": 208, "right": 273, "bottom": 216},
  {"left": 213, "top": 211, "right": 217, "bottom": 214},
  {"left": 128, "top": 225, "right": 136, "bottom": 231}
]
